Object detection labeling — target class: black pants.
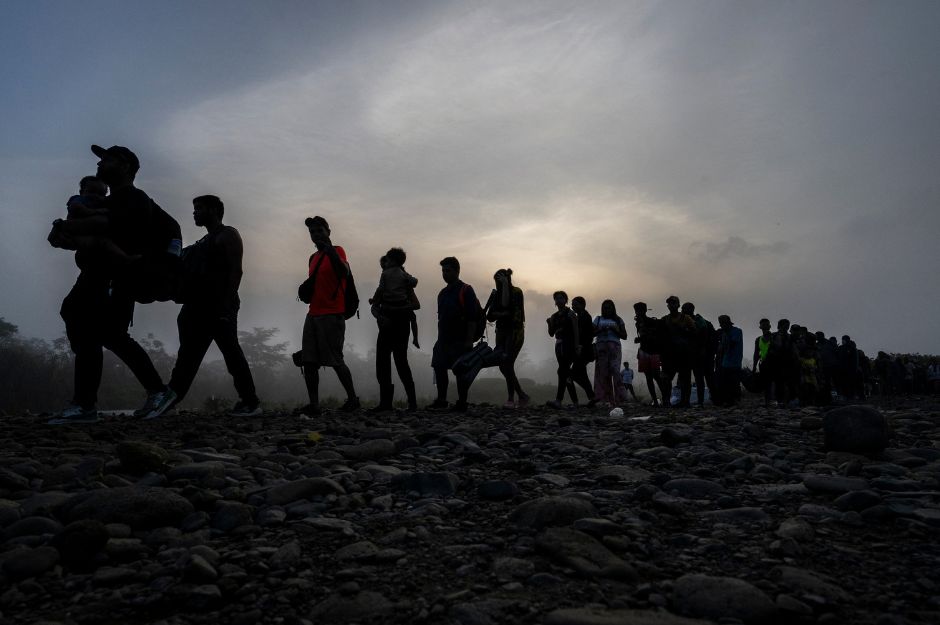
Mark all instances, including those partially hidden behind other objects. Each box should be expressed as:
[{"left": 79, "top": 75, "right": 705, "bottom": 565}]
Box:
[
  {"left": 715, "top": 367, "right": 741, "bottom": 406},
  {"left": 169, "top": 305, "right": 257, "bottom": 404},
  {"left": 662, "top": 354, "right": 692, "bottom": 406},
  {"left": 691, "top": 352, "right": 715, "bottom": 405},
  {"left": 375, "top": 311, "right": 416, "bottom": 402},
  {"left": 569, "top": 355, "right": 595, "bottom": 403},
  {"left": 61, "top": 274, "right": 163, "bottom": 409}
]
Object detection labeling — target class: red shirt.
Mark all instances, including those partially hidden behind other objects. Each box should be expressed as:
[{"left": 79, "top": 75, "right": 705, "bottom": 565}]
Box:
[{"left": 308, "top": 246, "right": 348, "bottom": 316}]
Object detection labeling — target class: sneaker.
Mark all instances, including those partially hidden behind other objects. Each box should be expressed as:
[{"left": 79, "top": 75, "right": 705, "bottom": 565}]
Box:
[
  {"left": 339, "top": 397, "right": 361, "bottom": 412},
  {"left": 502, "top": 400, "right": 516, "bottom": 409},
  {"left": 229, "top": 401, "right": 262, "bottom": 417},
  {"left": 517, "top": 394, "right": 531, "bottom": 408},
  {"left": 48, "top": 404, "right": 99, "bottom": 425},
  {"left": 134, "top": 390, "right": 166, "bottom": 417},
  {"left": 425, "top": 399, "right": 449, "bottom": 411},
  {"left": 144, "top": 388, "right": 178, "bottom": 420}
]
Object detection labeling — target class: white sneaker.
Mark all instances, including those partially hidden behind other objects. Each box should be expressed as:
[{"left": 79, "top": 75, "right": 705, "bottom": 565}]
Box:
[{"left": 135, "top": 391, "right": 166, "bottom": 417}]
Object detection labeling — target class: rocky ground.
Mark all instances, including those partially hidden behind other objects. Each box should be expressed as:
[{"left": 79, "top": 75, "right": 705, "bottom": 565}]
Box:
[{"left": 0, "top": 397, "right": 938, "bottom": 625}]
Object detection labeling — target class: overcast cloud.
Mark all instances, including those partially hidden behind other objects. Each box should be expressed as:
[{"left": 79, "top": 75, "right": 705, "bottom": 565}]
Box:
[{"left": 1, "top": 1, "right": 938, "bottom": 373}]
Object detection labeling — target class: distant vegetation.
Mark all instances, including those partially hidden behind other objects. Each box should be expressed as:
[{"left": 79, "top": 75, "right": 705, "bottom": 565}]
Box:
[{"left": 0, "top": 316, "right": 564, "bottom": 413}]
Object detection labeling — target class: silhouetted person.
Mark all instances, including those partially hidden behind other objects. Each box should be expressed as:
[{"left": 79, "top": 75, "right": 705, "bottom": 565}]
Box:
[
  {"left": 681, "top": 302, "right": 716, "bottom": 407},
  {"left": 752, "top": 318, "right": 773, "bottom": 407},
  {"left": 428, "top": 257, "right": 479, "bottom": 412},
  {"left": 592, "top": 299, "right": 629, "bottom": 406},
  {"left": 49, "top": 146, "right": 171, "bottom": 424},
  {"left": 815, "top": 330, "right": 836, "bottom": 403},
  {"left": 621, "top": 361, "right": 639, "bottom": 402},
  {"left": 633, "top": 302, "right": 664, "bottom": 406},
  {"left": 797, "top": 333, "right": 820, "bottom": 407},
  {"left": 297, "top": 216, "right": 359, "bottom": 416},
  {"left": 546, "top": 291, "right": 580, "bottom": 408},
  {"left": 48, "top": 176, "right": 132, "bottom": 267},
  {"left": 767, "top": 319, "right": 797, "bottom": 407},
  {"left": 369, "top": 247, "right": 418, "bottom": 412},
  {"left": 714, "top": 315, "right": 743, "bottom": 406},
  {"left": 837, "top": 335, "right": 859, "bottom": 399},
  {"left": 485, "top": 268, "right": 530, "bottom": 408},
  {"left": 570, "top": 296, "right": 597, "bottom": 406},
  {"left": 660, "top": 295, "right": 695, "bottom": 407},
  {"left": 146, "top": 195, "right": 260, "bottom": 419},
  {"left": 927, "top": 358, "right": 940, "bottom": 395}
]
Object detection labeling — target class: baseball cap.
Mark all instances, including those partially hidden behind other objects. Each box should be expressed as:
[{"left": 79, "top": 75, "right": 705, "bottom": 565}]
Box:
[{"left": 91, "top": 145, "right": 140, "bottom": 174}]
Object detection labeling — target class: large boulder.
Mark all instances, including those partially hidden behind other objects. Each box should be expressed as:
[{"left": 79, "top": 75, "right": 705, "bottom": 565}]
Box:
[
  {"left": 823, "top": 405, "right": 890, "bottom": 454},
  {"left": 672, "top": 574, "right": 776, "bottom": 624},
  {"left": 59, "top": 487, "right": 194, "bottom": 529},
  {"left": 116, "top": 441, "right": 170, "bottom": 474}
]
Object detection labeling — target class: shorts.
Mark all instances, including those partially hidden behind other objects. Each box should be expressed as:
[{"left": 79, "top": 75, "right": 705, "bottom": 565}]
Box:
[
  {"left": 637, "top": 349, "right": 661, "bottom": 374},
  {"left": 302, "top": 314, "right": 346, "bottom": 367}
]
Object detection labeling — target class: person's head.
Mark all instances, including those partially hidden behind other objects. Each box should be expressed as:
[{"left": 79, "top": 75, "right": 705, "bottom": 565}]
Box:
[
  {"left": 777, "top": 318, "right": 790, "bottom": 332},
  {"left": 385, "top": 247, "right": 406, "bottom": 268},
  {"left": 842, "top": 335, "right": 851, "bottom": 344},
  {"left": 553, "top": 291, "right": 569, "bottom": 308},
  {"left": 440, "top": 257, "right": 460, "bottom": 284},
  {"left": 681, "top": 302, "right": 695, "bottom": 316},
  {"left": 193, "top": 195, "right": 224, "bottom": 227},
  {"left": 571, "top": 296, "right": 586, "bottom": 312},
  {"left": 601, "top": 299, "right": 616, "bottom": 318},
  {"left": 494, "top": 268, "right": 513, "bottom": 288},
  {"left": 759, "top": 318, "right": 771, "bottom": 332},
  {"left": 633, "top": 302, "right": 648, "bottom": 318},
  {"left": 623, "top": 361, "right": 631, "bottom": 369},
  {"left": 815, "top": 331, "right": 826, "bottom": 342},
  {"left": 666, "top": 295, "right": 680, "bottom": 314},
  {"left": 379, "top": 255, "right": 388, "bottom": 270},
  {"left": 79, "top": 175, "right": 106, "bottom": 197},
  {"left": 829, "top": 336, "right": 837, "bottom": 346},
  {"left": 91, "top": 144, "right": 139, "bottom": 186},
  {"left": 805, "top": 333, "right": 817, "bottom": 347},
  {"left": 718, "top": 314, "right": 732, "bottom": 330},
  {"left": 305, "top": 216, "right": 330, "bottom": 247}
]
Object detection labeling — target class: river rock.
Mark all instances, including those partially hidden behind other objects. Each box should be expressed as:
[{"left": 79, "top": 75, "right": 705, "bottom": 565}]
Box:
[
  {"left": 823, "top": 405, "right": 890, "bottom": 454},
  {"left": 672, "top": 573, "right": 776, "bottom": 623}
]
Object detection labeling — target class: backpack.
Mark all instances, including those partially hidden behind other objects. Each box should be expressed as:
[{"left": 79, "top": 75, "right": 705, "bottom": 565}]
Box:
[
  {"left": 335, "top": 266, "right": 360, "bottom": 320},
  {"left": 126, "top": 200, "right": 183, "bottom": 304},
  {"left": 459, "top": 284, "right": 487, "bottom": 341}
]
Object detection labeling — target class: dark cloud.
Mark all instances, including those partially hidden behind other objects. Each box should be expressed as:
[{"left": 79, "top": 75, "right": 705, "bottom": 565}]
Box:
[{"left": 692, "top": 236, "right": 790, "bottom": 263}]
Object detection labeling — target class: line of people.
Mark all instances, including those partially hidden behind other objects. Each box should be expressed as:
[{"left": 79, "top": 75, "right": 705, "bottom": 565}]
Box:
[{"left": 47, "top": 145, "right": 876, "bottom": 424}]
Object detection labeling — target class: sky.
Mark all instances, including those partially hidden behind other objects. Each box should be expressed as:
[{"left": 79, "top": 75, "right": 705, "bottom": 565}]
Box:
[{"left": 1, "top": 0, "right": 939, "bottom": 374}]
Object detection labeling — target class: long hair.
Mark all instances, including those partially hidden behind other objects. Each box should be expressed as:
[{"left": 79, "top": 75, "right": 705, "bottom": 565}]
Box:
[{"left": 601, "top": 299, "right": 617, "bottom": 319}]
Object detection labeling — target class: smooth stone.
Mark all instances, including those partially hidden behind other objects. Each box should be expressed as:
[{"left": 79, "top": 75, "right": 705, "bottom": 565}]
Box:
[
  {"left": 1, "top": 546, "right": 59, "bottom": 579},
  {"left": 50, "top": 520, "right": 109, "bottom": 570},
  {"left": 911, "top": 508, "right": 940, "bottom": 527},
  {"left": 93, "top": 566, "right": 138, "bottom": 585},
  {"left": 180, "top": 450, "right": 241, "bottom": 463},
  {"left": 211, "top": 502, "right": 255, "bottom": 532},
  {"left": 672, "top": 573, "right": 776, "bottom": 624},
  {"left": 309, "top": 591, "right": 394, "bottom": 622},
  {"left": 337, "top": 439, "right": 396, "bottom": 462},
  {"left": 493, "top": 557, "right": 535, "bottom": 582},
  {"left": 391, "top": 471, "right": 459, "bottom": 496},
  {"left": 59, "top": 487, "right": 194, "bottom": 529},
  {"left": 334, "top": 540, "right": 379, "bottom": 561},
  {"left": 270, "top": 540, "right": 303, "bottom": 568},
  {"left": 536, "top": 527, "right": 636, "bottom": 579},
  {"left": 770, "top": 565, "right": 852, "bottom": 603},
  {"left": 185, "top": 554, "right": 218, "bottom": 582},
  {"left": 803, "top": 474, "right": 870, "bottom": 494},
  {"left": 662, "top": 479, "right": 724, "bottom": 499},
  {"left": 545, "top": 608, "right": 713, "bottom": 625},
  {"left": 823, "top": 405, "right": 890, "bottom": 454},
  {"left": 511, "top": 496, "right": 598, "bottom": 529},
  {"left": 265, "top": 478, "right": 346, "bottom": 505},
  {"left": 833, "top": 490, "right": 882, "bottom": 511},
  {"left": 478, "top": 480, "right": 519, "bottom": 500},
  {"left": 3, "top": 515, "right": 63, "bottom": 539},
  {"left": 116, "top": 441, "right": 170, "bottom": 474},
  {"left": 0, "top": 468, "right": 29, "bottom": 490},
  {"left": 167, "top": 462, "right": 226, "bottom": 483},
  {"left": 775, "top": 517, "right": 815, "bottom": 541},
  {"left": 700, "top": 507, "right": 771, "bottom": 525},
  {"left": 594, "top": 466, "right": 653, "bottom": 483}
]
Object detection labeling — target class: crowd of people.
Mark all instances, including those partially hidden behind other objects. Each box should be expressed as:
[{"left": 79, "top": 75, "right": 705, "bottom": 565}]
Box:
[{"left": 48, "top": 145, "right": 917, "bottom": 424}]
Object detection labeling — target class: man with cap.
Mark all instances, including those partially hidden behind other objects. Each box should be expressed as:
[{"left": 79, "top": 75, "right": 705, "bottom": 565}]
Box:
[
  {"left": 296, "top": 216, "right": 359, "bottom": 416},
  {"left": 49, "top": 145, "right": 172, "bottom": 424}
]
